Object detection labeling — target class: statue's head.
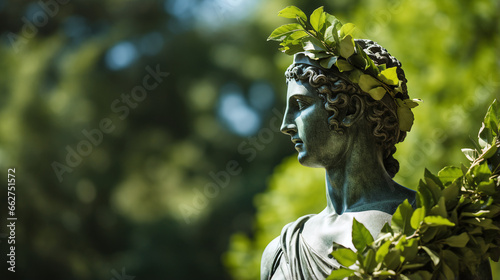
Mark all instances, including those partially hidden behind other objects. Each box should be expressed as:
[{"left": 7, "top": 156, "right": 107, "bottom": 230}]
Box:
[{"left": 281, "top": 39, "right": 409, "bottom": 178}]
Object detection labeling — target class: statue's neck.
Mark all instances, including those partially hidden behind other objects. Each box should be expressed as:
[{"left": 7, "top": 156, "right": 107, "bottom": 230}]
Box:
[{"left": 324, "top": 135, "right": 394, "bottom": 215}]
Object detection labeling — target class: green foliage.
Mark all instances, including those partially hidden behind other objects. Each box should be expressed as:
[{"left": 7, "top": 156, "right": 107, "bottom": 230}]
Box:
[
  {"left": 328, "top": 100, "right": 500, "bottom": 279},
  {"left": 331, "top": 248, "right": 358, "bottom": 267},
  {"left": 352, "top": 218, "right": 376, "bottom": 252},
  {"left": 267, "top": 5, "right": 419, "bottom": 132}
]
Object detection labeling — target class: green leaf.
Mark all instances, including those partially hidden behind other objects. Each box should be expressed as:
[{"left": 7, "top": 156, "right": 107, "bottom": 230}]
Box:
[
  {"left": 280, "top": 30, "right": 308, "bottom": 44},
  {"left": 368, "top": 87, "right": 387, "bottom": 101},
  {"left": 441, "top": 250, "right": 459, "bottom": 273},
  {"left": 404, "top": 98, "right": 421, "bottom": 108},
  {"left": 375, "top": 240, "right": 392, "bottom": 263},
  {"left": 372, "top": 270, "right": 396, "bottom": 277},
  {"left": 441, "top": 263, "right": 455, "bottom": 280},
  {"left": 421, "top": 226, "right": 439, "bottom": 243},
  {"left": 476, "top": 179, "right": 496, "bottom": 195},
  {"left": 462, "top": 217, "right": 500, "bottom": 230},
  {"left": 391, "top": 199, "right": 415, "bottom": 235},
  {"left": 302, "top": 37, "right": 325, "bottom": 52},
  {"left": 406, "top": 271, "right": 433, "bottom": 280},
  {"left": 400, "top": 274, "right": 411, "bottom": 280},
  {"left": 458, "top": 247, "right": 481, "bottom": 271},
  {"left": 339, "top": 23, "right": 355, "bottom": 39},
  {"left": 339, "top": 35, "right": 355, "bottom": 58},
  {"left": 380, "top": 222, "right": 393, "bottom": 235},
  {"left": 437, "top": 166, "right": 463, "bottom": 186},
  {"left": 478, "top": 123, "right": 493, "bottom": 150},
  {"left": 424, "top": 168, "right": 444, "bottom": 188},
  {"left": 348, "top": 52, "right": 366, "bottom": 70},
  {"left": 396, "top": 99, "right": 415, "bottom": 131},
  {"left": 267, "top": 23, "right": 303, "bottom": 41},
  {"left": 441, "top": 232, "right": 469, "bottom": 247},
  {"left": 334, "top": 59, "right": 353, "bottom": 72},
  {"left": 309, "top": 6, "right": 324, "bottom": 32},
  {"left": 411, "top": 207, "right": 426, "bottom": 230},
  {"left": 401, "top": 263, "right": 426, "bottom": 271},
  {"left": 323, "top": 15, "right": 342, "bottom": 48},
  {"left": 303, "top": 51, "right": 330, "bottom": 60},
  {"left": 277, "top": 6, "right": 307, "bottom": 22},
  {"left": 362, "top": 248, "right": 377, "bottom": 273},
  {"left": 331, "top": 248, "right": 357, "bottom": 267},
  {"left": 324, "top": 24, "right": 339, "bottom": 46},
  {"left": 460, "top": 210, "right": 481, "bottom": 218},
  {"left": 421, "top": 246, "right": 440, "bottom": 266},
  {"left": 429, "top": 196, "right": 447, "bottom": 218},
  {"left": 323, "top": 13, "right": 341, "bottom": 32},
  {"left": 352, "top": 218, "right": 374, "bottom": 252},
  {"left": 384, "top": 249, "right": 401, "bottom": 270},
  {"left": 441, "top": 181, "right": 460, "bottom": 210},
  {"left": 394, "top": 236, "right": 408, "bottom": 265},
  {"left": 469, "top": 162, "right": 492, "bottom": 185},
  {"left": 280, "top": 43, "right": 304, "bottom": 55},
  {"left": 402, "top": 238, "right": 419, "bottom": 262},
  {"left": 479, "top": 99, "right": 499, "bottom": 146},
  {"left": 481, "top": 144, "right": 498, "bottom": 160},
  {"left": 422, "top": 169, "right": 443, "bottom": 203},
  {"left": 378, "top": 67, "right": 399, "bottom": 86},
  {"left": 423, "top": 216, "right": 455, "bottom": 227},
  {"left": 319, "top": 56, "right": 337, "bottom": 69},
  {"left": 358, "top": 74, "right": 381, "bottom": 92},
  {"left": 461, "top": 148, "right": 478, "bottom": 162},
  {"left": 490, "top": 248, "right": 500, "bottom": 262},
  {"left": 326, "top": 268, "right": 355, "bottom": 279},
  {"left": 466, "top": 205, "right": 500, "bottom": 219},
  {"left": 348, "top": 69, "right": 363, "bottom": 83},
  {"left": 377, "top": 64, "right": 387, "bottom": 71},
  {"left": 417, "top": 179, "right": 435, "bottom": 211},
  {"left": 473, "top": 236, "right": 488, "bottom": 257},
  {"left": 355, "top": 43, "right": 371, "bottom": 70},
  {"left": 461, "top": 163, "right": 468, "bottom": 176}
]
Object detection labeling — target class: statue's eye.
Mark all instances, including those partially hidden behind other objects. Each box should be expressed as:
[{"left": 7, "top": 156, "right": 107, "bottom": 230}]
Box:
[{"left": 296, "top": 98, "right": 310, "bottom": 110}]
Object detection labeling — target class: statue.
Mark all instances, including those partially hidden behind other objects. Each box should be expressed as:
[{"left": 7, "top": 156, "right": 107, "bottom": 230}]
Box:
[
  {"left": 261, "top": 39, "right": 417, "bottom": 279},
  {"left": 261, "top": 6, "right": 494, "bottom": 280}
]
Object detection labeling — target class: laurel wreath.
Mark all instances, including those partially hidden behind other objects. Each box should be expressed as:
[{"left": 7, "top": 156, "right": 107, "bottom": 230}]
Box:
[{"left": 268, "top": 6, "right": 420, "bottom": 132}]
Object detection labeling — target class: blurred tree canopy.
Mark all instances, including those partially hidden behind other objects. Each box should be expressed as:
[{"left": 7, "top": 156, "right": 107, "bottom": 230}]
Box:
[{"left": 0, "top": 0, "right": 498, "bottom": 279}]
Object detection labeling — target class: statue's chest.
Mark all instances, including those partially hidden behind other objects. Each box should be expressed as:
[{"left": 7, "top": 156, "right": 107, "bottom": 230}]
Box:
[{"left": 301, "top": 211, "right": 393, "bottom": 257}]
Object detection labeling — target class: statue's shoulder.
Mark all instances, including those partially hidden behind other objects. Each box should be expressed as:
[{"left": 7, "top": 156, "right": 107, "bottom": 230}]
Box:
[
  {"left": 260, "top": 236, "right": 280, "bottom": 280},
  {"left": 260, "top": 214, "right": 315, "bottom": 280}
]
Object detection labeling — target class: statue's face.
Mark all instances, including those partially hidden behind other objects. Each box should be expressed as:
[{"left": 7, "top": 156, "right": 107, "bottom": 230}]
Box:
[{"left": 281, "top": 79, "right": 348, "bottom": 168}]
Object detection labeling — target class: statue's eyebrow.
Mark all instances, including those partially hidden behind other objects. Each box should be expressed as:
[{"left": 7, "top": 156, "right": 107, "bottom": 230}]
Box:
[
  {"left": 291, "top": 94, "right": 313, "bottom": 100},
  {"left": 289, "top": 94, "right": 313, "bottom": 103}
]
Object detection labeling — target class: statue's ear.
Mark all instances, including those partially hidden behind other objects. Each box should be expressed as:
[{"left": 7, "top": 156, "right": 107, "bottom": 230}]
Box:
[{"left": 342, "top": 95, "right": 364, "bottom": 127}]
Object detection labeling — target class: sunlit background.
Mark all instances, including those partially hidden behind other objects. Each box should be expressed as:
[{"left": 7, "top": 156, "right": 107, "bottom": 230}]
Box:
[{"left": 0, "top": 0, "right": 498, "bottom": 279}]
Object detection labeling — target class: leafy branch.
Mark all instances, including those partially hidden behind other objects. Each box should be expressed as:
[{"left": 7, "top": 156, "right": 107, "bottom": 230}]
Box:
[{"left": 327, "top": 100, "right": 500, "bottom": 279}]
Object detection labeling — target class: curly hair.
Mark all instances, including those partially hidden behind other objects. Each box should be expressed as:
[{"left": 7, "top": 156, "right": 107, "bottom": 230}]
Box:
[{"left": 284, "top": 39, "right": 410, "bottom": 178}]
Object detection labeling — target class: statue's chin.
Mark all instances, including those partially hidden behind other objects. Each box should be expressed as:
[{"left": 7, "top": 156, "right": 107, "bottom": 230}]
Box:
[
  {"left": 297, "top": 153, "right": 322, "bottom": 168},
  {"left": 297, "top": 152, "right": 309, "bottom": 166}
]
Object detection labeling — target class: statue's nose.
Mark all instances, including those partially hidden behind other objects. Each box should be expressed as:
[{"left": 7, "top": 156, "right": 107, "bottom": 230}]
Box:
[{"left": 280, "top": 109, "right": 297, "bottom": 135}]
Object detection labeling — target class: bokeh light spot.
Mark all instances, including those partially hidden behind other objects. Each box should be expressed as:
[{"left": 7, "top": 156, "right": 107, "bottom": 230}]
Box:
[
  {"left": 218, "top": 84, "right": 260, "bottom": 136},
  {"left": 105, "top": 41, "right": 138, "bottom": 70}
]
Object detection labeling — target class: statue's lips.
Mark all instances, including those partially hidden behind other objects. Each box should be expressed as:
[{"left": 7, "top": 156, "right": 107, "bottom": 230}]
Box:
[{"left": 291, "top": 138, "right": 303, "bottom": 149}]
